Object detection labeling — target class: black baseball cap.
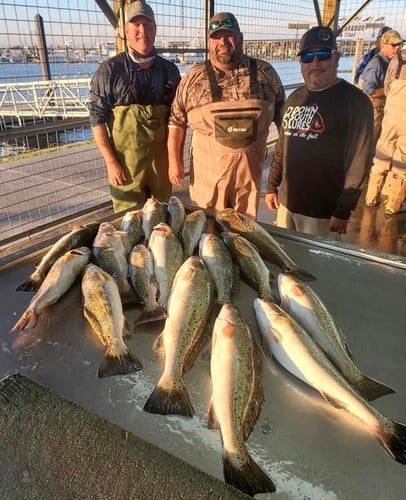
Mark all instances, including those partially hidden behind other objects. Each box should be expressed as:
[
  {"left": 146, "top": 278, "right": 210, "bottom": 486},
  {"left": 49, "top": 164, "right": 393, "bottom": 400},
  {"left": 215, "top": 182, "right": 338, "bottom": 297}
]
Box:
[{"left": 298, "top": 26, "right": 337, "bottom": 55}]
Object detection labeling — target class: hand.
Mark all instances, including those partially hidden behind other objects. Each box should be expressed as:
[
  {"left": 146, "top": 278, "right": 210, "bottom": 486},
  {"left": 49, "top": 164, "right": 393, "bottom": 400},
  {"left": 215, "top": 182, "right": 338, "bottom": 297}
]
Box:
[
  {"left": 265, "top": 193, "right": 279, "bottom": 211},
  {"left": 169, "top": 162, "right": 185, "bottom": 187},
  {"left": 107, "top": 161, "right": 127, "bottom": 186},
  {"left": 329, "top": 216, "right": 349, "bottom": 234}
]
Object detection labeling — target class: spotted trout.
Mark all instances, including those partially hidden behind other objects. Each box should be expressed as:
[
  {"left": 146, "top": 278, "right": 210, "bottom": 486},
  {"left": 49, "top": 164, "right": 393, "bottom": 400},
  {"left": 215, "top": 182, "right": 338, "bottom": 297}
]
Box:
[
  {"left": 81, "top": 264, "right": 142, "bottom": 378},
  {"left": 254, "top": 298, "right": 406, "bottom": 465},
  {"left": 12, "top": 247, "right": 91, "bottom": 331},
  {"left": 16, "top": 222, "right": 99, "bottom": 291},
  {"left": 144, "top": 256, "right": 213, "bottom": 417},
  {"left": 215, "top": 208, "right": 316, "bottom": 281},
  {"left": 209, "top": 303, "right": 276, "bottom": 496},
  {"left": 277, "top": 273, "right": 395, "bottom": 401}
]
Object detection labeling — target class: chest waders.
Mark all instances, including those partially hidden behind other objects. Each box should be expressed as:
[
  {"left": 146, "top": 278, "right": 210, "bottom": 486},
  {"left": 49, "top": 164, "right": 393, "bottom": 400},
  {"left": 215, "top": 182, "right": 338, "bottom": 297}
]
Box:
[
  {"left": 186, "top": 59, "right": 275, "bottom": 219},
  {"left": 108, "top": 104, "right": 171, "bottom": 213}
]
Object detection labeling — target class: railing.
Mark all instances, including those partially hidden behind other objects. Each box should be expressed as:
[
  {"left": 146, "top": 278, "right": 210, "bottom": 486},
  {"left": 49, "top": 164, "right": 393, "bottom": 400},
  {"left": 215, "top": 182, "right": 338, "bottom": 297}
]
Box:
[{"left": 0, "top": 78, "right": 91, "bottom": 125}]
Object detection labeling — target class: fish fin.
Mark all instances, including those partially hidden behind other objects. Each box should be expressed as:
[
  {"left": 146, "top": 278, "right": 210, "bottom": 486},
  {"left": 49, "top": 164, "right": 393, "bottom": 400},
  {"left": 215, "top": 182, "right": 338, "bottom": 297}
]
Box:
[
  {"left": 16, "top": 277, "right": 40, "bottom": 292},
  {"left": 135, "top": 306, "right": 167, "bottom": 326},
  {"left": 207, "top": 399, "right": 220, "bottom": 429},
  {"left": 223, "top": 449, "right": 276, "bottom": 496},
  {"left": 122, "top": 317, "right": 133, "bottom": 339},
  {"left": 286, "top": 269, "right": 317, "bottom": 282},
  {"left": 152, "top": 333, "right": 165, "bottom": 359},
  {"left": 319, "top": 391, "right": 347, "bottom": 410},
  {"left": 354, "top": 375, "right": 395, "bottom": 402},
  {"left": 98, "top": 350, "right": 142, "bottom": 378},
  {"left": 143, "top": 380, "right": 194, "bottom": 417},
  {"left": 379, "top": 421, "right": 406, "bottom": 464},
  {"left": 11, "top": 310, "right": 39, "bottom": 332}
]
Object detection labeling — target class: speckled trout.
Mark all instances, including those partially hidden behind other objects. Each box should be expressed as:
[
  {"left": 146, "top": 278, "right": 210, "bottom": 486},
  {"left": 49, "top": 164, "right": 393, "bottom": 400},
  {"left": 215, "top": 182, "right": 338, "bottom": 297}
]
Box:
[
  {"left": 277, "top": 273, "right": 395, "bottom": 401},
  {"left": 128, "top": 244, "right": 166, "bottom": 325},
  {"left": 166, "top": 195, "right": 185, "bottom": 236},
  {"left": 81, "top": 264, "right": 142, "bottom": 378},
  {"left": 16, "top": 222, "right": 99, "bottom": 292},
  {"left": 142, "top": 196, "right": 167, "bottom": 243},
  {"left": 222, "top": 231, "right": 275, "bottom": 300},
  {"left": 144, "top": 256, "right": 213, "bottom": 417},
  {"left": 120, "top": 208, "right": 144, "bottom": 249},
  {"left": 148, "top": 223, "right": 184, "bottom": 310},
  {"left": 12, "top": 247, "right": 91, "bottom": 331},
  {"left": 179, "top": 209, "right": 206, "bottom": 259},
  {"left": 254, "top": 298, "right": 406, "bottom": 465},
  {"left": 199, "top": 232, "right": 236, "bottom": 304},
  {"left": 215, "top": 208, "right": 316, "bottom": 281},
  {"left": 209, "top": 303, "right": 276, "bottom": 496}
]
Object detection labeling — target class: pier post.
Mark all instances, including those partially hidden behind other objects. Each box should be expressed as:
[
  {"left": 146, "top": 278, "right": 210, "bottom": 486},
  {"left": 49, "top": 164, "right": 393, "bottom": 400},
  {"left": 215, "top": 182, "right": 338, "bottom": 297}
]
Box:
[{"left": 34, "top": 14, "right": 52, "bottom": 81}]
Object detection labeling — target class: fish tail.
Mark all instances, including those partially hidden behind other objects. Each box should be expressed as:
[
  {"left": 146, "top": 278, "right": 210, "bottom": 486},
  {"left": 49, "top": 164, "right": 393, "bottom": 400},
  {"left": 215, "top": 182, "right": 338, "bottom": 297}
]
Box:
[
  {"left": 16, "top": 277, "right": 40, "bottom": 292},
  {"left": 98, "top": 350, "right": 142, "bottom": 378},
  {"left": 286, "top": 269, "right": 317, "bottom": 282},
  {"left": 143, "top": 380, "right": 194, "bottom": 417},
  {"left": 379, "top": 421, "right": 406, "bottom": 464},
  {"left": 135, "top": 305, "right": 167, "bottom": 326},
  {"left": 223, "top": 449, "right": 276, "bottom": 496},
  {"left": 355, "top": 375, "right": 395, "bottom": 401},
  {"left": 11, "top": 310, "right": 39, "bottom": 332}
]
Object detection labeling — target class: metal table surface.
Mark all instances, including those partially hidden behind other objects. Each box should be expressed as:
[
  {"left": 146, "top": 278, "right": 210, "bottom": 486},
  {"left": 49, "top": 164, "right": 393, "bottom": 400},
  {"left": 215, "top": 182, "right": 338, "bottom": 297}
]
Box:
[{"left": 1, "top": 220, "right": 405, "bottom": 499}]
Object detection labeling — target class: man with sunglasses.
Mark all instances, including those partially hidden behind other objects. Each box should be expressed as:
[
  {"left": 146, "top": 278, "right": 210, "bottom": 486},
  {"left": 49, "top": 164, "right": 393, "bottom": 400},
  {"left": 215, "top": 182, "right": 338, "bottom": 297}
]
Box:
[
  {"left": 265, "top": 26, "right": 374, "bottom": 237},
  {"left": 88, "top": 0, "right": 181, "bottom": 213},
  {"left": 167, "top": 12, "right": 285, "bottom": 219},
  {"left": 361, "top": 29, "right": 402, "bottom": 147}
]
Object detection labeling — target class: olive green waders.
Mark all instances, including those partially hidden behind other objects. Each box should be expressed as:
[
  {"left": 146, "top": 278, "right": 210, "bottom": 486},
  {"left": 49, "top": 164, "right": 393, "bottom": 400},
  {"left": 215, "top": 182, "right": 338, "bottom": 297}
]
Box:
[{"left": 108, "top": 104, "right": 172, "bottom": 213}]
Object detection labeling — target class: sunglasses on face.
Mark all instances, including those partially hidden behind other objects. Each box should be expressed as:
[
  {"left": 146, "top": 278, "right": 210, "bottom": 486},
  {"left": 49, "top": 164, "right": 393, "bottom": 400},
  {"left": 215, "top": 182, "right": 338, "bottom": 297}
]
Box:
[
  {"left": 209, "top": 18, "right": 236, "bottom": 31},
  {"left": 390, "top": 43, "right": 401, "bottom": 47},
  {"left": 300, "top": 49, "right": 335, "bottom": 63}
]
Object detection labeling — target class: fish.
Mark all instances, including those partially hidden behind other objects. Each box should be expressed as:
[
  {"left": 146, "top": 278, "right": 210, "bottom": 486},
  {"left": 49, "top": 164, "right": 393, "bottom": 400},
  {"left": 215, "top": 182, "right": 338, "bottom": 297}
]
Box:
[
  {"left": 16, "top": 222, "right": 99, "bottom": 292},
  {"left": 222, "top": 232, "right": 275, "bottom": 300},
  {"left": 254, "top": 298, "right": 406, "bottom": 465},
  {"left": 167, "top": 195, "right": 185, "bottom": 236},
  {"left": 209, "top": 303, "right": 276, "bottom": 496},
  {"left": 12, "top": 247, "right": 91, "bottom": 331},
  {"left": 142, "top": 196, "right": 167, "bottom": 243},
  {"left": 128, "top": 244, "right": 166, "bottom": 325},
  {"left": 179, "top": 209, "right": 206, "bottom": 259},
  {"left": 144, "top": 256, "right": 214, "bottom": 417},
  {"left": 91, "top": 222, "right": 135, "bottom": 304},
  {"left": 120, "top": 208, "right": 144, "bottom": 250},
  {"left": 277, "top": 273, "right": 395, "bottom": 401},
  {"left": 199, "top": 232, "right": 236, "bottom": 304},
  {"left": 147, "top": 222, "right": 184, "bottom": 309},
  {"left": 81, "top": 263, "right": 142, "bottom": 378},
  {"left": 215, "top": 208, "right": 316, "bottom": 281}
]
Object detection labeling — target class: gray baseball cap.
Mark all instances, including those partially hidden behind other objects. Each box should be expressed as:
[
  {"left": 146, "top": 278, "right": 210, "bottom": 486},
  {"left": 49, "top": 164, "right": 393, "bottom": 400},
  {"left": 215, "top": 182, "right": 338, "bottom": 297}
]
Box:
[{"left": 125, "top": 1, "right": 155, "bottom": 24}]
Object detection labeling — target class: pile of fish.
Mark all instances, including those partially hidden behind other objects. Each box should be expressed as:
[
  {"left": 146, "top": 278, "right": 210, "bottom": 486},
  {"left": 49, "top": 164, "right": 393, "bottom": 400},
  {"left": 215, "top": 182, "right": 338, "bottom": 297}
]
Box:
[{"left": 12, "top": 196, "right": 406, "bottom": 497}]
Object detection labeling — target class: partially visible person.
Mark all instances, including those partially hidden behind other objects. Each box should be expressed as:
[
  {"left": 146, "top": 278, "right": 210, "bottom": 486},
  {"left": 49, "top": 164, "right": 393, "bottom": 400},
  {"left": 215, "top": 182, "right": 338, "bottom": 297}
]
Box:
[
  {"left": 167, "top": 12, "right": 285, "bottom": 219},
  {"left": 361, "top": 29, "right": 402, "bottom": 147},
  {"left": 265, "top": 26, "right": 374, "bottom": 237},
  {"left": 354, "top": 26, "right": 392, "bottom": 86},
  {"left": 88, "top": 0, "right": 181, "bottom": 213},
  {"left": 365, "top": 48, "right": 406, "bottom": 215}
]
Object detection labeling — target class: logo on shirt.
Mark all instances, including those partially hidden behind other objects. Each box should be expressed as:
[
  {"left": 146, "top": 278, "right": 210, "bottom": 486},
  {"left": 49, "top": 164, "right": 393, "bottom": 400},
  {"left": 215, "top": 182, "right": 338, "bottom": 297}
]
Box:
[{"left": 283, "top": 103, "right": 325, "bottom": 139}]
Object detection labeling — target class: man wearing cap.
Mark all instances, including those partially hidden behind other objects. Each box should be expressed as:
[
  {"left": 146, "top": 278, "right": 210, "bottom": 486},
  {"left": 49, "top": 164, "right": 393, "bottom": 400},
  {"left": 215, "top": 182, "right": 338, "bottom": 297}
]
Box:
[
  {"left": 365, "top": 47, "right": 406, "bottom": 214},
  {"left": 265, "top": 26, "right": 374, "bottom": 237},
  {"left": 361, "top": 29, "right": 402, "bottom": 147},
  {"left": 354, "top": 26, "right": 392, "bottom": 86},
  {"left": 167, "top": 12, "right": 285, "bottom": 219},
  {"left": 88, "top": 0, "right": 181, "bottom": 212}
]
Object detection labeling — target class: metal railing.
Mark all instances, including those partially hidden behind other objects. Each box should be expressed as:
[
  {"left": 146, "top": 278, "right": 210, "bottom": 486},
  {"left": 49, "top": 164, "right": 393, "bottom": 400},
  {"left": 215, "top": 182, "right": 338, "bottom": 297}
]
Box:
[{"left": 0, "top": 78, "right": 91, "bottom": 124}]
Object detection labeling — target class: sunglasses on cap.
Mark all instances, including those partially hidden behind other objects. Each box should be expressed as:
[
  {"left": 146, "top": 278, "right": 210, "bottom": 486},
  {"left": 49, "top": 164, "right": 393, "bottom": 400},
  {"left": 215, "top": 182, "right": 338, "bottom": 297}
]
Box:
[
  {"left": 300, "top": 49, "right": 336, "bottom": 63},
  {"left": 209, "top": 18, "right": 237, "bottom": 31}
]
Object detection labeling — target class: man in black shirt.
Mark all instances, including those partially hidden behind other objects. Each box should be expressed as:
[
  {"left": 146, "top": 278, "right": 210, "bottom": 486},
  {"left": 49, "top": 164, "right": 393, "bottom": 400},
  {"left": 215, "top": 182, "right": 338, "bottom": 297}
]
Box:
[{"left": 265, "top": 26, "right": 374, "bottom": 237}]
